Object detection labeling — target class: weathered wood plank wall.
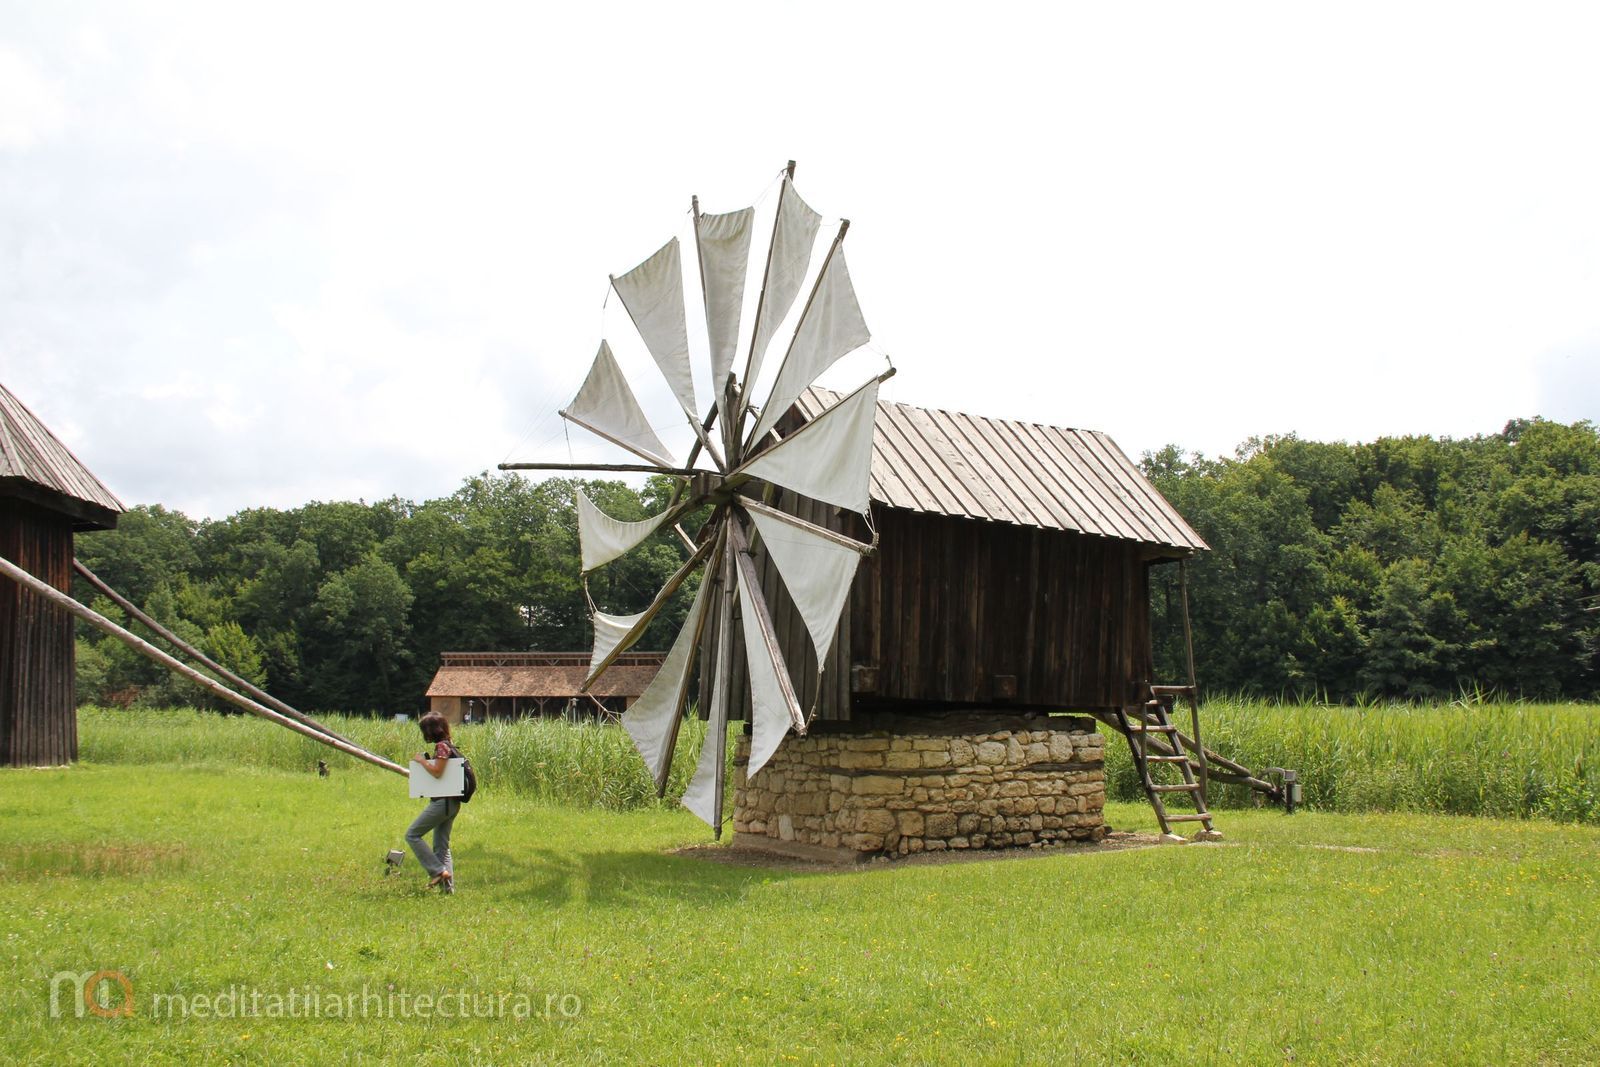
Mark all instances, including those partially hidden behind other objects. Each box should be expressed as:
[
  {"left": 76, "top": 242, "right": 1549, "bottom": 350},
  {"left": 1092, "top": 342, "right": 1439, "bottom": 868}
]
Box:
[
  {"left": 721, "top": 500, "right": 1155, "bottom": 724},
  {"left": 848, "top": 509, "right": 1151, "bottom": 713},
  {"left": 0, "top": 499, "right": 77, "bottom": 765}
]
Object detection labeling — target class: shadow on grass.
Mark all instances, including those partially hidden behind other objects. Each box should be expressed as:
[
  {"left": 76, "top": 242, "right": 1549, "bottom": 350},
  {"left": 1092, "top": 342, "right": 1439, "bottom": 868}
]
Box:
[{"left": 462, "top": 845, "right": 820, "bottom": 908}]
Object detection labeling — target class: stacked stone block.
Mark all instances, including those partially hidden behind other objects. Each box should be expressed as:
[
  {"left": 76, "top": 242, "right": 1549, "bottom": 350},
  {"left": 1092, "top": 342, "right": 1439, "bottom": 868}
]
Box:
[{"left": 732, "top": 722, "right": 1105, "bottom": 858}]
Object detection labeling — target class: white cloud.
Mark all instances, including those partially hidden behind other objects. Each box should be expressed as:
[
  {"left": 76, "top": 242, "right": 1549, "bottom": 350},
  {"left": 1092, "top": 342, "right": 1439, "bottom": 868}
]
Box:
[
  {"left": 0, "top": 45, "right": 67, "bottom": 149},
  {"left": 3, "top": 2, "right": 1599, "bottom": 518}
]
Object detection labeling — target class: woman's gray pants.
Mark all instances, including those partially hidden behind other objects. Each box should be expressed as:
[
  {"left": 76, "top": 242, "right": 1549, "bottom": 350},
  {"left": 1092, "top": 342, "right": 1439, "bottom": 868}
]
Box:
[{"left": 406, "top": 798, "right": 457, "bottom": 877}]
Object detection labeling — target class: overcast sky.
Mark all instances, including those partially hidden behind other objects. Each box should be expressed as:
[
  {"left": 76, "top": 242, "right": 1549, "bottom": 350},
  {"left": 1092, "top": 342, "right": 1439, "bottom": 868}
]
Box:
[{"left": 4, "top": 2, "right": 1598, "bottom": 519}]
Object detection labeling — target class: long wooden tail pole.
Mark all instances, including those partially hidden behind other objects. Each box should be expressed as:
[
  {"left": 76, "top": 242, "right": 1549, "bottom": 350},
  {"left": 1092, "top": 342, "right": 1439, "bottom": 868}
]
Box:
[
  {"left": 0, "top": 554, "right": 407, "bottom": 777},
  {"left": 72, "top": 559, "right": 362, "bottom": 750}
]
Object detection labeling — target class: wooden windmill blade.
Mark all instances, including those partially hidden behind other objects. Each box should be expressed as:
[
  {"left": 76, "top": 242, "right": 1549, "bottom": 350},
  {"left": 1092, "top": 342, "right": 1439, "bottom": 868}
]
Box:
[{"left": 511, "top": 165, "right": 889, "bottom": 837}]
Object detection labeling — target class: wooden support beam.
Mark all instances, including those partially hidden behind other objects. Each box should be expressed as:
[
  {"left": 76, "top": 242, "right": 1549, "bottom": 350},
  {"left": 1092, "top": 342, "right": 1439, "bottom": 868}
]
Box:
[
  {"left": 1, "top": 554, "right": 406, "bottom": 777},
  {"left": 737, "top": 497, "right": 875, "bottom": 555},
  {"left": 557, "top": 410, "right": 678, "bottom": 469},
  {"left": 72, "top": 559, "right": 360, "bottom": 750},
  {"left": 498, "top": 461, "right": 696, "bottom": 476},
  {"left": 705, "top": 537, "right": 738, "bottom": 839}
]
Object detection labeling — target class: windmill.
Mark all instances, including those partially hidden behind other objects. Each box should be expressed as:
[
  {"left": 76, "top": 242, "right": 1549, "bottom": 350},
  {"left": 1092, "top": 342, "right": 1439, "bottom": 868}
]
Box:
[{"left": 504, "top": 163, "right": 892, "bottom": 836}]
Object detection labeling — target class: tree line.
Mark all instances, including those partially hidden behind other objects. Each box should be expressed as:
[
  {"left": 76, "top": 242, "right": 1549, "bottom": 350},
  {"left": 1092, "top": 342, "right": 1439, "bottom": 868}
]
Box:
[
  {"left": 74, "top": 475, "right": 698, "bottom": 713},
  {"left": 73, "top": 417, "right": 1597, "bottom": 712},
  {"left": 1146, "top": 417, "right": 1598, "bottom": 700}
]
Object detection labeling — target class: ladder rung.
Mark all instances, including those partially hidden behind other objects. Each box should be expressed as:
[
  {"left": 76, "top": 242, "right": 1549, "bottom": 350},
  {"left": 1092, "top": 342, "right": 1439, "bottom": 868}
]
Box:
[
  {"left": 1164, "top": 814, "right": 1212, "bottom": 823},
  {"left": 1147, "top": 755, "right": 1190, "bottom": 762},
  {"left": 1150, "top": 685, "right": 1196, "bottom": 696},
  {"left": 1150, "top": 784, "right": 1201, "bottom": 793},
  {"left": 1129, "top": 723, "right": 1177, "bottom": 733}
]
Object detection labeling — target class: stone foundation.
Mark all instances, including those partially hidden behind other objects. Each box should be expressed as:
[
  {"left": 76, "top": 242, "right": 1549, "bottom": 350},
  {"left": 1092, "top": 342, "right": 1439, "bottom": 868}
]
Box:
[{"left": 732, "top": 715, "right": 1106, "bottom": 861}]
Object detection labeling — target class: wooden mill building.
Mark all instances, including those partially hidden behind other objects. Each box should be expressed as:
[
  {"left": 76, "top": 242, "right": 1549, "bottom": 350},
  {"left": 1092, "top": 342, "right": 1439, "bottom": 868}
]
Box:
[
  {"left": 726, "top": 388, "right": 1209, "bottom": 724},
  {"left": 426, "top": 651, "right": 665, "bottom": 724},
  {"left": 0, "top": 383, "right": 124, "bottom": 766},
  {"left": 725, "top": 389, "right": 1224, "bottom": 857}
]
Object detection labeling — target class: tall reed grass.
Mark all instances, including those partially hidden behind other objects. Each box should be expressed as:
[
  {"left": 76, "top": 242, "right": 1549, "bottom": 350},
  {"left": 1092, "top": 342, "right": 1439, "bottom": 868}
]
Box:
[
  {"left": 80, "top": 698, "right": 1600, "bottom": 823},
  {"left": 1104, "top": 696, "right": 1600, "bottom": 823},
  {"left": 77, "top": 706, "right": 724, "bottom": 810}
]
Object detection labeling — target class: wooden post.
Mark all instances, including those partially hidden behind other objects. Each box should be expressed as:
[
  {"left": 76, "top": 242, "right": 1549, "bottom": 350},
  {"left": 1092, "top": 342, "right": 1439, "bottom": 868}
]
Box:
[
  {"left": 1179, "top": 558, "right": 1207, "bottom": 805},
  {"left": 1180, "top": 558, "right": 1197, "bottom": 689},
  {"left": 746, "top": 219, "right": 851, "bottom": 442},
  {"left": 734, "top": 168, "right": 791, "bottom": 449},
  {"left": 0, "top": 554, "right": 407, "bottom": 776},
  {"left": 704, "top": 532, "right": 738, "bottom": 838}
]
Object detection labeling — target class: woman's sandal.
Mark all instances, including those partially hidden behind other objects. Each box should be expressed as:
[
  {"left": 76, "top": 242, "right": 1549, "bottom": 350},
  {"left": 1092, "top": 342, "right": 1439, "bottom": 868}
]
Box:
[{"left": 427, "top": 870, "right": 450, "bottom": 889}]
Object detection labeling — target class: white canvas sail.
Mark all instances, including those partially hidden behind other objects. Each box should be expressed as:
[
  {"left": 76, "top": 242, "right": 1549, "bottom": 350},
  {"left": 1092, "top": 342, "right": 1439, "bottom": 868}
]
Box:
[
  {"left": 680, "top": 671, "right": 727, "bottom": 828},
  {"left": 696, "top": 207, "right": 754, "bottom": 399},
  {"left": 749, "top": 246, "right": 869, "bottom": 444},
  {"left": 735, "top": 560, "right": 795, "bottom": 777},
  {"left": 621, "top": 570, "right": 712, "bottom": 783},
  {"left": 746, "top": 506, "right": 860, "bottom": 667},
  {"left": 741, "top": 380, "right": 880, "bottom": 516},
  {"left": 561, "top": 341, "right": 675, "bottom": 467},
  {"left": 553, "top": 169, "right": 887, "bottom": 838},
  {"left": 744, "top": 179, "right": 822, "bottom": 406},
  {"left": 576, "top": 491, "right": 670, "bottom": 573},
  {"left": 611, "top": 238, "right": 698, "bottom": 420},
  {"left": 588, "top": 608, "right": 647, "bottom": 686}
]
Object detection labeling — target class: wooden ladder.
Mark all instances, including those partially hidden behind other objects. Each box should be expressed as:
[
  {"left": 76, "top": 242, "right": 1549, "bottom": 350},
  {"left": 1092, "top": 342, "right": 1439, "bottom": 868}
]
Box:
[{"left": 1113, "top": 684, "right": 1221, "bottom": 841}]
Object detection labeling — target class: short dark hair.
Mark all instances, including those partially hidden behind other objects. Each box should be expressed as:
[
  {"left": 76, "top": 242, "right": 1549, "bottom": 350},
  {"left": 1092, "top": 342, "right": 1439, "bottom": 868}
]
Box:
[{"left": 418, "top": 712, "right": 452, "bottom": 744}]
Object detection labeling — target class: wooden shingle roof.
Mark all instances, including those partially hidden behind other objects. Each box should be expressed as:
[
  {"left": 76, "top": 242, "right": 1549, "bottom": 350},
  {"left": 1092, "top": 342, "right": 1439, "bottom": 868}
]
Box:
[
  {"left": 425, "top": 652, "right": 664, "bottom": 700},
  {"left": 796, "top": 388, "right": 1206, "bottom": 554},
  {"left": 0, "top": 383, "right": 124, "bottom": 529}
]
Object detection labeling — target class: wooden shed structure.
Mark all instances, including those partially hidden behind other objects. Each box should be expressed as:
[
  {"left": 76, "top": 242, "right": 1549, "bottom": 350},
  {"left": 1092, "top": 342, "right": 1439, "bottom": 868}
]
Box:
[
  {"left": 425, "top": 651, "right": 665, "bottom": 724},
  {"left": 0, "top": 383, "right": 124, "bottom": 766},
  {"left": 724, "top": 388, "right": 1209, "bottom": 724}
]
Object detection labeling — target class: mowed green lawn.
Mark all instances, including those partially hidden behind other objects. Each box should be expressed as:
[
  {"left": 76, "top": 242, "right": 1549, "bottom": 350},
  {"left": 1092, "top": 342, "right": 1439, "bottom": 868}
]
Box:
[{"left": 3, "top": 761, "right": 1598, "bottom": 1065}]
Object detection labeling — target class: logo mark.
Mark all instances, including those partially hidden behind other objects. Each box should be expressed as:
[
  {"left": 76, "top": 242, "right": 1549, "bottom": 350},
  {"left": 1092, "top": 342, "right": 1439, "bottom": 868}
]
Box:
[{"left": 50, "top": 970, "right": 134, "bottom": 1018}]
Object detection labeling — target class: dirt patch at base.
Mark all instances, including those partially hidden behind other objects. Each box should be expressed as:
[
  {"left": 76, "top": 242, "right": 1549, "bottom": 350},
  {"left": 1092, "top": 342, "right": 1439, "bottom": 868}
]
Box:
[{"left": 671, "top": 829, "right": 1189, "bottom": 873}]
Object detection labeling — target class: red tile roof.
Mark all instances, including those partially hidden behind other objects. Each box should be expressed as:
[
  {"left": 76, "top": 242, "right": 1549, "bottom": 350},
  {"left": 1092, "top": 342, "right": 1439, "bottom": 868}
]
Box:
[{"left": 426, "top": 661, "right": 662, "bottom": 699}]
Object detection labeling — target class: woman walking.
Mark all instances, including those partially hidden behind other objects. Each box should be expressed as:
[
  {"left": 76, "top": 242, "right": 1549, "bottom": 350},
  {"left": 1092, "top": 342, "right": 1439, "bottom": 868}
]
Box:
[{"left": 407, "top": 712, "right": 464, "bottom": 893}]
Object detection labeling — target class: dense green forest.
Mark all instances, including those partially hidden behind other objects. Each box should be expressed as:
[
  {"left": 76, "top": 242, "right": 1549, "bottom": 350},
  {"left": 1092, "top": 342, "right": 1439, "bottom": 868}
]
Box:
[
  {"left": 74, "top": 417, "right": 1598, "bottom": 713},
  {"left": 1147, "top": 417, "right": 1598, "bottom": 699},
  {"left": 73, "top": 476, "right": 699, "bottom": 714}
]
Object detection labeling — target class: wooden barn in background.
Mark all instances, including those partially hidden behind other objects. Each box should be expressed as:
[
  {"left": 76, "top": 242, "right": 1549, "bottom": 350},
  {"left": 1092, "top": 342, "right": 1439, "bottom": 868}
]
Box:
[
  {"left": 0, "top": 383, "right": 124, "bottom": 766},
  {"left": 426, "top": 650, "right": 665, "bottom": 724},
  {"left": 722, "top": 388, "right": 1209, "bottom": 724}
]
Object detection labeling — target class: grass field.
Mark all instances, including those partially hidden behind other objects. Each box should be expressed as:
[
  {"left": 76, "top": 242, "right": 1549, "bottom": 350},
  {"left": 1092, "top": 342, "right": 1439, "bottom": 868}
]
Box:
[{"left": 5, "top": 748, "right": 1600, "bottom": 1063}]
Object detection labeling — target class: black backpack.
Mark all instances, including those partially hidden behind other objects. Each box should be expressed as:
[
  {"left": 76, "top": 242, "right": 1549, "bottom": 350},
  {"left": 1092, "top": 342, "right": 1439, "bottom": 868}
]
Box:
[{"left": 446, "top": 742, "right": 477, "bottom": 804}]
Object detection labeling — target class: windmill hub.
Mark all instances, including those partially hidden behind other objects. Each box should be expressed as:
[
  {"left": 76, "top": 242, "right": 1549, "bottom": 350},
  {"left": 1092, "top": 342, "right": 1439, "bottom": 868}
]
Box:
[{"left": 686, "top": 471, "right": 729, "bottom": 505}]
